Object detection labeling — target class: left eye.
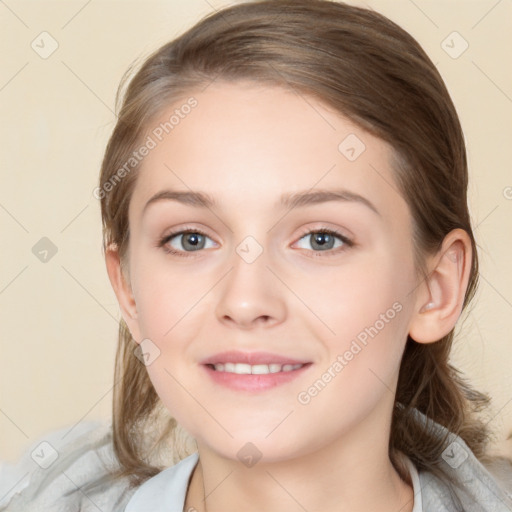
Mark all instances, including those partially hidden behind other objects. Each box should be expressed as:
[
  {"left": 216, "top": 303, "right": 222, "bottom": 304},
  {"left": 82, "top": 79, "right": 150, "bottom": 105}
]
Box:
[{"left": 295, "top": 229, "right": 351, "bottom": 253}]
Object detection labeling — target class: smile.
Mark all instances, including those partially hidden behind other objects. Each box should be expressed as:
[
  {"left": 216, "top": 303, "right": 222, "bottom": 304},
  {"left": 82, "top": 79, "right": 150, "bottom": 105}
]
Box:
[
  {"left": 201, "top": 352, "right": 313, "bottom": 392},
  {"left": 208, "top": 362, "right": 305, "bottom": 374}
]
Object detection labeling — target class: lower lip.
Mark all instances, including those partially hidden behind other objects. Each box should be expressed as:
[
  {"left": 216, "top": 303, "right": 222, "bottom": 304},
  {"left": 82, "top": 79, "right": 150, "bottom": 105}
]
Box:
[{"left": 202, "top": 363, "right": 312, "bottom": 392}]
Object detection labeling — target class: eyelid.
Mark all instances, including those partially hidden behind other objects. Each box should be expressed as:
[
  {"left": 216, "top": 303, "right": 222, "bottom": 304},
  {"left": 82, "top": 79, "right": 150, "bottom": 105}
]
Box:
[
  {"left": 160, "top": 225, "right": 214, "bottom": 242},
  {"left": 295, "top": 224, "right": 352, "bottom": 243}
]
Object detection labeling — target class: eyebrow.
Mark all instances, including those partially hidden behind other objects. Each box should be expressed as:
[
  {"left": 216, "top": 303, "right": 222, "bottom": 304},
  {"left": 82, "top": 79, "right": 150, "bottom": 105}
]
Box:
[{"left": 142, "top": 188, "right": 381, "bottom": 216}]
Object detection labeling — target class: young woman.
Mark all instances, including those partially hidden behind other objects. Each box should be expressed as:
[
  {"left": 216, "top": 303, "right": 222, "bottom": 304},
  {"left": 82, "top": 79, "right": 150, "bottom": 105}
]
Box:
[{"left": 2, "top": 1, "right": 511, "bottom": 511}]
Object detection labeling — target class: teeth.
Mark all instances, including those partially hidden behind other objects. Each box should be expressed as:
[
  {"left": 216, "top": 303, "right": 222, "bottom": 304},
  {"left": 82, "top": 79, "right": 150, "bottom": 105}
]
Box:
[
  {"left": 224, "top": 362, "right": 236, "bottom": 373},
  {"left": 213, "top": 363, "right": 304, "bottom": 374},
  {"left": 250, "top": 364, "right": 269, "bottom": 375},
  {"left": 234, "top": 363, "right": 251, "bottom": 374}
]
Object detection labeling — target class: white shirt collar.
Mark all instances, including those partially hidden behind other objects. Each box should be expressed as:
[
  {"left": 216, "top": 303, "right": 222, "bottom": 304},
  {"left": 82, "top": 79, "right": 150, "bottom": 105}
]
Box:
[
  {"left": 124, "top": 452, "right": 199, "bottom": 512},
  {"left": 404, "top": 454, "right": 423, "bottom": 512}
]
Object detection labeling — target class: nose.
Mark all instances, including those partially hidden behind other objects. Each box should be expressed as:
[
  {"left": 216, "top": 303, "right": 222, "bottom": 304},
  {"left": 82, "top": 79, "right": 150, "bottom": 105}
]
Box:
[{"left": 215, "top": 243, "right": 287, "bottom": 330}]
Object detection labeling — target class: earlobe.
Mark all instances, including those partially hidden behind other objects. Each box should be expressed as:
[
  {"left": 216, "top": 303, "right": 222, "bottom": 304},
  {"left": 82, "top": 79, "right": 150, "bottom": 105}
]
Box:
[
  {"left": 409, "top": 229, "right": 472, "bottom": 344},
  {"left": 104, "top": 244, "right": 141, "bottom": 342}
]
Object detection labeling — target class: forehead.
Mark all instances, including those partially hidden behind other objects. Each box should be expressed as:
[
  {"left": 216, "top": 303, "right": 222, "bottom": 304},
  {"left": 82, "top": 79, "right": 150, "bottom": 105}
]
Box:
[{"left": 129, "top": 81, "right": 405, "bottom": 221}]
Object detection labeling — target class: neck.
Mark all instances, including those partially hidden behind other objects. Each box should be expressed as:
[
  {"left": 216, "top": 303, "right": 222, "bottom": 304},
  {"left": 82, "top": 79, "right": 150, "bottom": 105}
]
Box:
[{"left": 184, "top": 406, "right": 414, "bottom": 512}]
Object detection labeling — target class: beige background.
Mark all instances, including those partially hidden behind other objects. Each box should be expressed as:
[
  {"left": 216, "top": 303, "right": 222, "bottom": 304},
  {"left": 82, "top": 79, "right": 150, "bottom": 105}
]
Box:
[{"left": 1, "top": 0, "right": 511, "bottom": 462}]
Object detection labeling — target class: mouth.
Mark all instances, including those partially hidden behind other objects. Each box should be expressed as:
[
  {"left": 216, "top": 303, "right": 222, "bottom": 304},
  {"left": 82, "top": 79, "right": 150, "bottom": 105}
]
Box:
[
  {"left": 206, "top": 362, "right": 306, "bottom": 374},
  {"left": 200, "top": 351, "right": 312, "bottom": 392}
]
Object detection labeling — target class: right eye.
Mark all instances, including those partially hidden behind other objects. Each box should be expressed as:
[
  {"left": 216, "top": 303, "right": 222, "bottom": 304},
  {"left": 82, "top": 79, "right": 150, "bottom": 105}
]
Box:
[{"left": 158, "top": 228, "right": 217, "bottom": 257}]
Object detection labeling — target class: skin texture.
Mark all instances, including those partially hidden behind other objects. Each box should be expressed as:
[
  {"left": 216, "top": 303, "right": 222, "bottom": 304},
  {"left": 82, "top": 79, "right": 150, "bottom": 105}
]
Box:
[{"left": 106, "top": 81, "right": 472, "bottom": 512}]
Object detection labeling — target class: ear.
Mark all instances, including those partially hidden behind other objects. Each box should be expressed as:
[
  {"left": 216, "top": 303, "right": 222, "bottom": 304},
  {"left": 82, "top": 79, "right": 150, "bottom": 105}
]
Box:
[
  {"left": 104, "top": 243, "right": 142, "bottom": 343},
  {"left": 408, "top": 228, "right": 472, "bottom": 344}
]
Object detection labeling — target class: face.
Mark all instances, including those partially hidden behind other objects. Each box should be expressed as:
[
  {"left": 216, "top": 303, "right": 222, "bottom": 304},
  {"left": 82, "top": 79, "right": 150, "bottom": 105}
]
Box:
[{"left": 121, "top": 81, "right": 421, "bottom": 463}]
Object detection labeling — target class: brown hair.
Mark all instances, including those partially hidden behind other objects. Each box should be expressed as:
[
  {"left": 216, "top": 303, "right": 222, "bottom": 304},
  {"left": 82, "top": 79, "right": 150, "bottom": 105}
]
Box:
[{"left": 99, "top": 0, "right": 499, "bottom": 491}]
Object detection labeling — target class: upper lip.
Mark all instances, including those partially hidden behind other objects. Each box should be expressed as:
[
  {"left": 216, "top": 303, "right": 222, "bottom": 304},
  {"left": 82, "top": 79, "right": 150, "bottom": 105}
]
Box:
[{"left": 200, "top": 351, "right": 310, "bottom": 366}]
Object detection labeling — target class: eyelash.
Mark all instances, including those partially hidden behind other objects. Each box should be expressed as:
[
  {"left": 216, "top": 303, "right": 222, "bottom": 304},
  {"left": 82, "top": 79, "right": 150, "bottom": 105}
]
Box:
[{"left": 157, "top": 226, "right": 354, "bottom": 258}]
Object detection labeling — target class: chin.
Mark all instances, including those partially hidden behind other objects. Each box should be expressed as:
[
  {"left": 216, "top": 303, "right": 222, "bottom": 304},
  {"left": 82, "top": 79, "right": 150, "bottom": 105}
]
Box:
[{"left": 197, "top": 430, "right": 309, "bottom": 465}]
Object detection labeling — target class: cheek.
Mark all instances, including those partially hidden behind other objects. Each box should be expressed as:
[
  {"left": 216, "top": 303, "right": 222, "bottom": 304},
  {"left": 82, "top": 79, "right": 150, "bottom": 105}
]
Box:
[
  {"left": 312, "top": 254, "right": 413, "bottom": 394},
  {"left": 302, "top": 251, "right": 412, "bottom": 338},
  {"left": 130, "top": 252, "right": 201, "bottom": 338},
  {"left": 300, "top": 275, "right": 411, "bottom": 427}
]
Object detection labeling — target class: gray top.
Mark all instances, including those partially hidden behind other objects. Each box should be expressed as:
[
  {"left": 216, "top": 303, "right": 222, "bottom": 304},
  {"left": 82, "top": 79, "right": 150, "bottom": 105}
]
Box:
[{"left": 1, "top": 408, "right": 511, "bottom": 511}]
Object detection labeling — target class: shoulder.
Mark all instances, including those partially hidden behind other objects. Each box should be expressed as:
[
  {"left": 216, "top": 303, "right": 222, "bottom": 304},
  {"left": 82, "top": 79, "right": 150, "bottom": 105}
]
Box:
[
  {"left": 482, "top": 455, "right": 512, "bottom": 502},
  {"left": 0, "top": 421, "right": 136, "bottom": 512},
  {"left": 409, "top": 408, "right": 512, "bottom": 511}
]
